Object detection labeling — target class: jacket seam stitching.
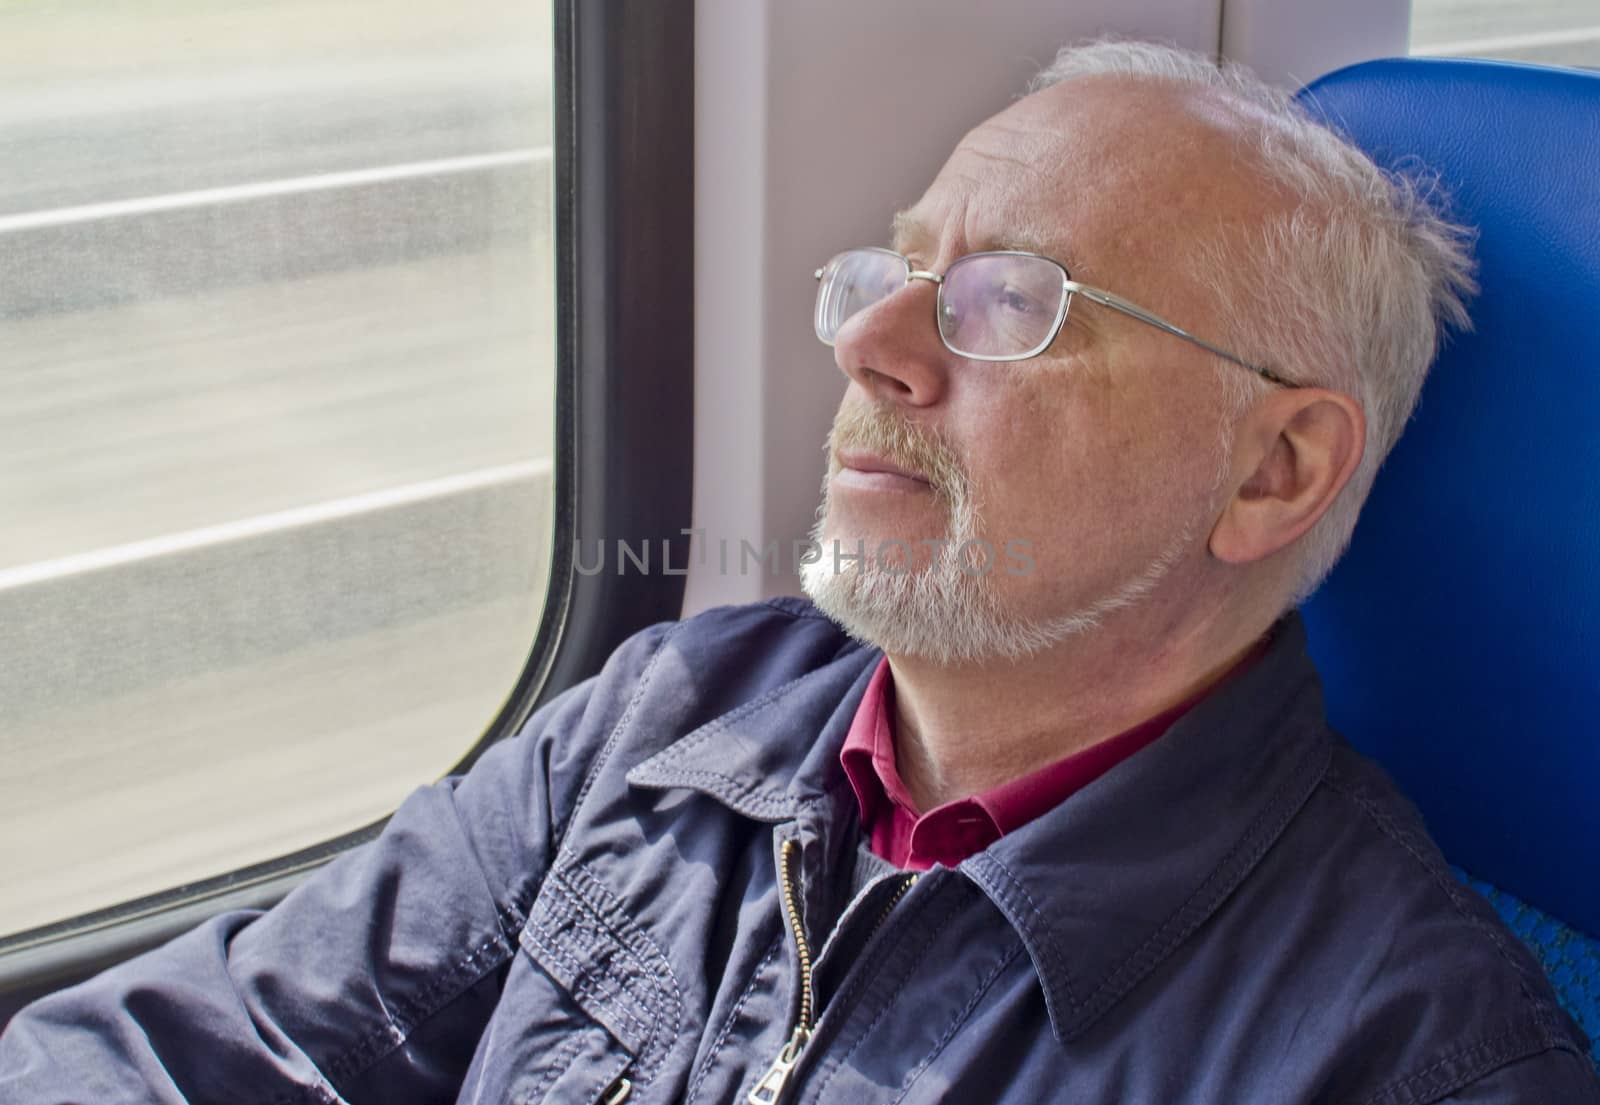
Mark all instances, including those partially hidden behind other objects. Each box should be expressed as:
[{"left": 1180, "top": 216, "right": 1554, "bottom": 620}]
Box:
[
  {"left": 583, "top": 1051, "right": 633, "bottom": 1105},
  {"left": 889, "top": 939, "right": 1028, "bottom": 1105},
  {"left": 1069, "top": 733, "right": 1330, "bottom": 1023},
  {"left": 958, "top": 732, "right": 1328, "bottom": 1031},
  {"left": 1354, "top": 1021, "right": 1562, "bottom": 1105},
  {"left": 806, "top": 881, "right": 971, "bottom": 1104},
  {"left": 682, "top": 932, "right": 786, "bottom": 1105},
  {"left": 1321, "top": 763, "right": 1552, "bottom": 1012},
  {"left": 558, "top": 863, "right": 685, "bottom": 1083},
  {"left": 523, "top": 912, "right": 656, "bottom": 1062},
  {"left": 563, "top": 876, "right": 681, "bottom": 1074},
  {"left": 514, "top": 1028, "right": 593, "bottom": 1105},
  {"left": 556, "top": 622, "right": 682, "bottom": 853},
  {"left": 537, "top": 880, "right": 656, "bottom": 1038},
  {"left": 632, "top": 767, "right": 813, "bottom": 814},
  {"left": 642, "top": 657, "right": 869, "bottom": 776},
  {"left": 964, "top": 855, "right": 1079, "bottom": 1005},
  {"left": 760, "top": 596, "right": 832, "bottom": 620}
]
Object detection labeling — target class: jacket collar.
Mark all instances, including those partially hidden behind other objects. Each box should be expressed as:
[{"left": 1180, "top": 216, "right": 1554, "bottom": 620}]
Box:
[
  {"left": 626, "top": 640, "right": 879, "bottom": 821},
  {"left": 628, "top": 611, "right": 1333, "bottom": 1043},
  {"left": 962, "top": 614, "right": 1332, "bottom": 1040}
]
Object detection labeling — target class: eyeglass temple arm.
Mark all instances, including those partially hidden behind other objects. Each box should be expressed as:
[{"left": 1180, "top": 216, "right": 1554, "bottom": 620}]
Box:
[{"left": 1064, "top": 280, "right": 1297, "bottom": 388}]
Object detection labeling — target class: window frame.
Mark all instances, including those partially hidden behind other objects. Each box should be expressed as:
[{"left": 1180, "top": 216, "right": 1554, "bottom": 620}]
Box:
[{"left": 0, "top": 0, "right": 693, "bottom": 1024}]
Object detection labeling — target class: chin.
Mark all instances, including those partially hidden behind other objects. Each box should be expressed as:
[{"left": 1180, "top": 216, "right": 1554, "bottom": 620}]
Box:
[
  {"left": 815, "top": 490, "right": 955, "bottom": 564},
  {"left": 802, "top": 511, "right": 1196, "bottom": 665},
  {"left": 800, "top": 529, "right": 1065, "bottom": 665}
]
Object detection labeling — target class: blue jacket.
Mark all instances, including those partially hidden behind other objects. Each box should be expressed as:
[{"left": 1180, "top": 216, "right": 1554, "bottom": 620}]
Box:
[{"left": 2, "top": 598, "right": 1596, "bottom": 1104}]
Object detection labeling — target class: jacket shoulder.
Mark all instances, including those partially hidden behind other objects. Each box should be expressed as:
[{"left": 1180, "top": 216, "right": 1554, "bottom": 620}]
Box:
[
  {"left": 1274, "top": 743, "right": 1597, "bottom": 1102},
  {"left": 536, "top": 597, "right": 851, "bottom": 741},
  {"left": 519, "top": 597, "right": 862, "bottom": 804},
  {"left": 630, "top": 597, "right": 861, "bottom": 713}
]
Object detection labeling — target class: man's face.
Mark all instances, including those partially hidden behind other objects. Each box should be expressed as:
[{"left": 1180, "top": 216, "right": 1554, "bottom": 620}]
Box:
[{"left": 803, "top": 77, "right": 1279, "bottom": 662}]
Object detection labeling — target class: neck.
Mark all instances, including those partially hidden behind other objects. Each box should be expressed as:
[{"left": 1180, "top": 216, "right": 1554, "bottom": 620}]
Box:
[{"left": 886, "top": 583, "right": 1275, "bottom": 812}]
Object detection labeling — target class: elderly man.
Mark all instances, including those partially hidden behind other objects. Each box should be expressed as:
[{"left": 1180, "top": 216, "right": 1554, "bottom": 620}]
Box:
[{"left": 4, "top": 38, "right": 1597, "bottom": 1105}]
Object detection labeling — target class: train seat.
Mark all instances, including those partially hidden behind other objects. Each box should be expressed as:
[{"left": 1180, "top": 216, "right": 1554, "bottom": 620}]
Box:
[{"left": 1296, "top": 56, "right": 1600, "bottom": 1066}]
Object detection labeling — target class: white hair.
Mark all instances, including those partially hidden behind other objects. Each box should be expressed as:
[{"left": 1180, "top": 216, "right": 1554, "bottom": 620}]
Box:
[{"left": 1032, "top": 39, "right": 1478, "bottom": 604}]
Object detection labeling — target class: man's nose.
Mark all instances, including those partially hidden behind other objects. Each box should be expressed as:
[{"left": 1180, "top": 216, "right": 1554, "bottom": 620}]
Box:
[{"left": 832, "top": 278, "right": 952, "bottom": 407}]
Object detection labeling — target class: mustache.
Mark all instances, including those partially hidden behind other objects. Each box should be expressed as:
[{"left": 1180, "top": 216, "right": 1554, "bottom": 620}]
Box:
[{"left": 825, "top": 404, "right": 969, "bottom": 505}]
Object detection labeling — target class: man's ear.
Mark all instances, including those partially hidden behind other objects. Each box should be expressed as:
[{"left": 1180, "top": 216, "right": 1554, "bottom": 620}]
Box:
[{"left": 1209, "top": 387, "right": 1366, "bottom": 565}]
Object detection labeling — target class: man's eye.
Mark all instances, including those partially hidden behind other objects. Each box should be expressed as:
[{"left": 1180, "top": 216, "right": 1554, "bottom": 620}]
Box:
[{"left": 997, "top": 288, "right": 1041, "bottom": 314}]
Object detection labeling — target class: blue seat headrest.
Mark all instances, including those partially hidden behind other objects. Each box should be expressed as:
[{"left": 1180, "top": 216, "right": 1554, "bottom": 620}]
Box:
[{"left": 1296, "top": 58, "right": 1600, "bottom": 937}]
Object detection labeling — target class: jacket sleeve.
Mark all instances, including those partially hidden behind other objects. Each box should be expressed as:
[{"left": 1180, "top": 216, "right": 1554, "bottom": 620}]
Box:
[
  {"left": 1431, "top": 1047, "right": 1600, "bottom": 1103},
  {"left": 0, "top": 621, "right": 675, "bottom": 1105}
]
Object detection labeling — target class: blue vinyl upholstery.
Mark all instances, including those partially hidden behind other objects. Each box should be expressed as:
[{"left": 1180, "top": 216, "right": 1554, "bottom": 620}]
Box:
[{"left": 1295, "top": 58, "right": 1600, "bottom": 1064}]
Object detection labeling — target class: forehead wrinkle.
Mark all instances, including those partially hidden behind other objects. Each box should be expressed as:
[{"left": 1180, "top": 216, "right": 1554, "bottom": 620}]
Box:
[
  {"left": 893, "top": 201, "right": 1078, "bottom": 275},
  {"left": 958, "top": 147, "right": 1039, "bottom": 175},
  {"left": 964, "top": 198, "right": 1083, "bottom": 273},
  {"left": 952, "top": 134, "right": 1080, "bottom": 263},
  {"left": 963, "top": 119, "right": 1062, "bottom": 163},
  {"left": 949, "top": 134, "right": 1052, "bottom": 181}
]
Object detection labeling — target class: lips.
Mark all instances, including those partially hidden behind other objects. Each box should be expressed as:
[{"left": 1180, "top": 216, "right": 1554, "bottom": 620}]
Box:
[{"left": 835, "top": 449, "right": 931, "bottom": 485}]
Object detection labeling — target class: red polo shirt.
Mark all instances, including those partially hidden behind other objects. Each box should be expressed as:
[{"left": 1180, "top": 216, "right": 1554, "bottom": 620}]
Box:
[{"left": 840, "top": 645, "right": 1265, "bottom": 870}]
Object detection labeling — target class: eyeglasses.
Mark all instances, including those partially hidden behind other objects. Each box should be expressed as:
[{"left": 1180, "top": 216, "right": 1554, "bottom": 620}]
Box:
[{"left": 812, "top": 246, "right": 1295, "bottom": 387}]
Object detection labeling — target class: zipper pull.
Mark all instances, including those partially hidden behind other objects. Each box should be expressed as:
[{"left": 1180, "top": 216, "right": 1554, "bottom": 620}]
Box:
[{"left": 747, "top": 1024, "right": 810, "bottom": 1105}]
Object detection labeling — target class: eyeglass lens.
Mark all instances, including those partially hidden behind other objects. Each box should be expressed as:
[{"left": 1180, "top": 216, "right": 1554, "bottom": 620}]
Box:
[
  {"left": 938, "top": 253, "right": 1066, "bottom": 360},
  {"left": 815, "top": 249, "right": 1068, "bottom": 360},
  {"left": 814, "top": 249, "right": 906, "bottom": 346}
]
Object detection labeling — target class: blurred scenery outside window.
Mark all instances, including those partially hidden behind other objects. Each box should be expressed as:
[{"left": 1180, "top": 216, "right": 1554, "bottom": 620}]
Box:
[
  {"left": 1412, "top": 0, "right": 1600, "bottom": 67},
  {"left": 0, "top": 0, "right": 557, "bottom": 937}
]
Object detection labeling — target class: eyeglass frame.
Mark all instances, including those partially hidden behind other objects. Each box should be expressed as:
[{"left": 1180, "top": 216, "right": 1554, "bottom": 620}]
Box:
[{"left": 812, "top": 246, "right": 1297, "bottom": 389}]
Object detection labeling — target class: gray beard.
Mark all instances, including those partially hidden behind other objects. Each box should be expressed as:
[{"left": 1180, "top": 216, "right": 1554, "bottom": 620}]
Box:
[{"left": 800, "top": 476, "right": 1190, "bottom": 666}]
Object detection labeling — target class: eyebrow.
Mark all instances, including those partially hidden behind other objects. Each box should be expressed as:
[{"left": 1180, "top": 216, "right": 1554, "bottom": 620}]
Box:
[
  {"left": 888, "top": 210, "right": 1076, "bottom": 274},
  {"left": 888, "top": 210, "right": 929, "bottom": 254}
]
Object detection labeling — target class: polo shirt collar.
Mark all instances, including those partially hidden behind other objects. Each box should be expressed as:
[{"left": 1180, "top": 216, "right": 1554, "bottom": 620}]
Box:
[{"left": 838, "top": 648, "right": 1254, "bottom": 869}]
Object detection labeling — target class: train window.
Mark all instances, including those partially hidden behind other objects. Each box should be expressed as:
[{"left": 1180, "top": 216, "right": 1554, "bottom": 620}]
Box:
[
  {"left": 0, "top": 0, "right": 556, "bottom": 939},
  {"left": 1411, "top": 0, "right": 1600, "bottom": 67}
]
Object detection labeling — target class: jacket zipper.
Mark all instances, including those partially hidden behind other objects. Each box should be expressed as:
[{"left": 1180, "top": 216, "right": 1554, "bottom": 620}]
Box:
[
  {"left": 870, "top": 872, "right": 917, "bottom": 937},
  {"left": 747, "top": 837, "right": 917, "bottom": 1105},
  {"left": 748, "top": 838, "right": 814, "bottom": 1105}
]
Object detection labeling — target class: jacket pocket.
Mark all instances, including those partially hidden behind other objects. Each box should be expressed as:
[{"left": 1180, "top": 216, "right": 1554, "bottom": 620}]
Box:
[
  {"left": 514, "top": 863, "right": 682, "bottom": 1100},
  {"left": 508, "top": 1014, "right": 632, "bottom": 1105}
]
